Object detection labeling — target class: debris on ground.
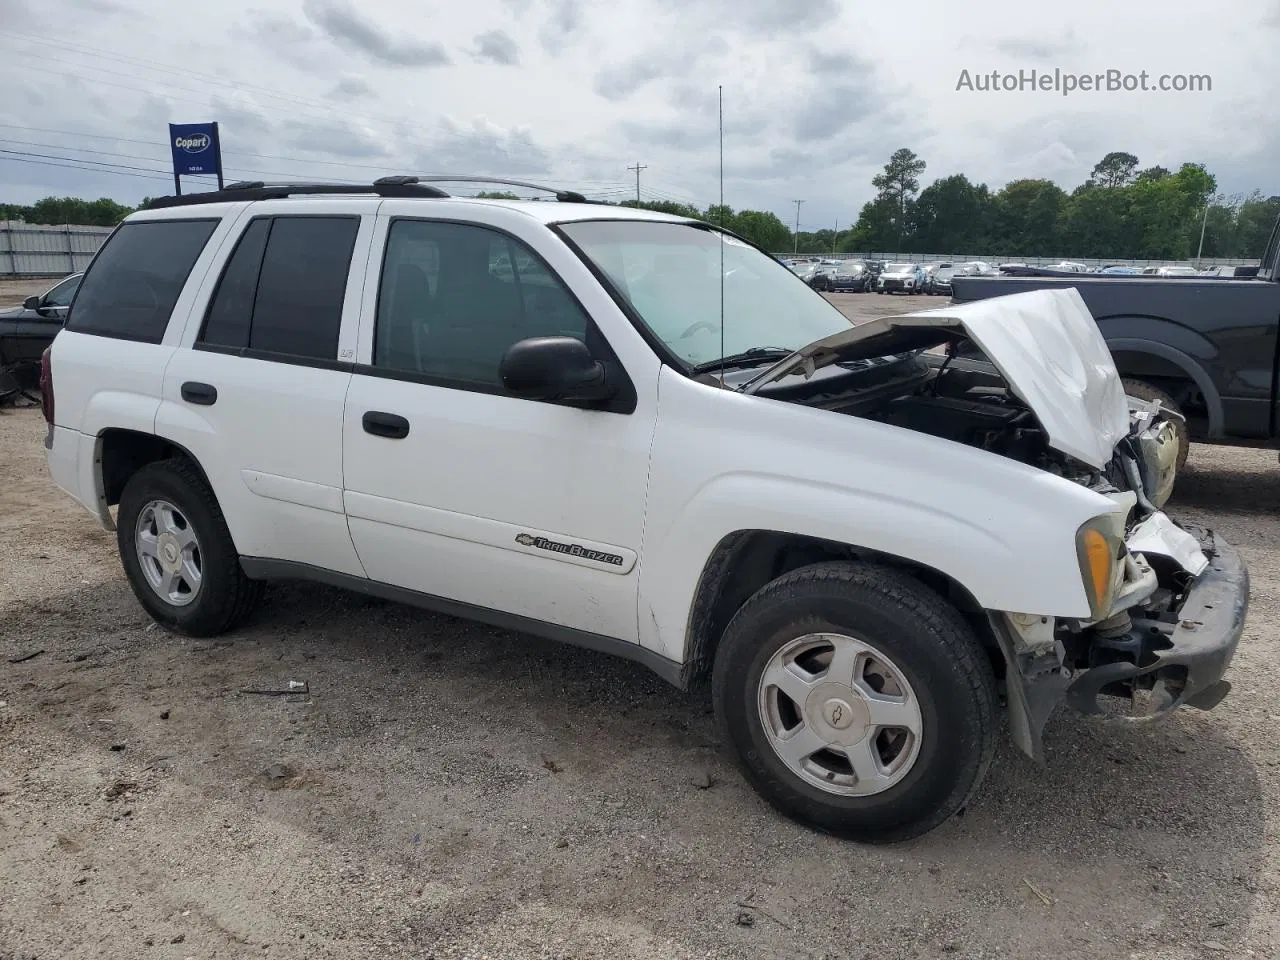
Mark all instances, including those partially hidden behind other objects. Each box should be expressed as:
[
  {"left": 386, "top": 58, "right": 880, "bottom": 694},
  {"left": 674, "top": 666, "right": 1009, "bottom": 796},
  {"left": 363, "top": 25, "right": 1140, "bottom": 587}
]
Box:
[{"left": 7, "top": 648, "right": 44, "bottom": 664}]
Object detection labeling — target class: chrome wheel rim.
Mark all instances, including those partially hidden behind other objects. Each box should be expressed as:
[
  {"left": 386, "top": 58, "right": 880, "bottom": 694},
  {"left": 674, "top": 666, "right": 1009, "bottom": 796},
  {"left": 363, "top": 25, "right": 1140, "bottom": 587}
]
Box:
[
  {"left": 757, "top": 633, "right": 923, "bottom": 797},
  {"left": 134, "top": 499, "right": 203, "bottom": 607}
]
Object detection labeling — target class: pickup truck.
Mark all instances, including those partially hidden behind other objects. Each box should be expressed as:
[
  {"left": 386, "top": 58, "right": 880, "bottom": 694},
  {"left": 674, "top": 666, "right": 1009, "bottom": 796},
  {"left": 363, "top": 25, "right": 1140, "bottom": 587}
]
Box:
[{"left": 950, "top": 212, "right": 1280, "bottom": 468}]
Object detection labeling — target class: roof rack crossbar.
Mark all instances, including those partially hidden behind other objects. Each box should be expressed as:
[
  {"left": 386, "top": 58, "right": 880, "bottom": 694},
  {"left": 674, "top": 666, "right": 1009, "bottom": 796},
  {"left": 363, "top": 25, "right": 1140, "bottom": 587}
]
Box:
[
  {"left": 406, "top": 175, "right": 595, "bottom": 204},
  {"left": 144, "top": 179, "right": 451, "bottom": 209}
]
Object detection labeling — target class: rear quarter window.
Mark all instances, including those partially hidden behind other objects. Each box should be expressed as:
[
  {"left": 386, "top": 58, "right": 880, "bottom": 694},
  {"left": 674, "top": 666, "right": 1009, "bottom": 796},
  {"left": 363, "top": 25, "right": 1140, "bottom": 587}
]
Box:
[{"left": 66, "top": 218, "right": 219, "bottom": 342}]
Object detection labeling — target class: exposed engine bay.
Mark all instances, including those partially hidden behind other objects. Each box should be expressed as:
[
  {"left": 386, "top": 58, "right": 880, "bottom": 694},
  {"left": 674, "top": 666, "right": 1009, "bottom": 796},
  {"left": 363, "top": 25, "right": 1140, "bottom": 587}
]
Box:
[{"left": 757, "top": 346, "right": 1181, "bottom": 517}]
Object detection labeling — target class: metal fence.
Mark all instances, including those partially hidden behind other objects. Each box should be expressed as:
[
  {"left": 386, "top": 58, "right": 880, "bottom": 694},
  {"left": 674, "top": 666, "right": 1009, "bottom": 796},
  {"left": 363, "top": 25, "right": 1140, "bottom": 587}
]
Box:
[
  {"left": 0, "top": 222, "right": 114, "bottom": 279},
  {"left": 774, "top": 252, "right": 1260, "bottom": 269}
]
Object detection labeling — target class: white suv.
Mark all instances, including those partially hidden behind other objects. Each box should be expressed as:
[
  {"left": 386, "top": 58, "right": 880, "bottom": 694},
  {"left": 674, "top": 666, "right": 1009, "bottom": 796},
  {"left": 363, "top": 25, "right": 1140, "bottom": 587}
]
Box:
[{"left": 41, "top": 178, "right": 1248, "bottom": 843}]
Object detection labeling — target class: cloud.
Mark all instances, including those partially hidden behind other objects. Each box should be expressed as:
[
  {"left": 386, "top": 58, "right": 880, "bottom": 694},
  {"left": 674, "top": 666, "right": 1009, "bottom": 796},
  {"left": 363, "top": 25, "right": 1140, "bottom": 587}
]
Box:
[
  {"left": 991, "top": 31, "right": 1082, "bottom": 60},
  {"left": 593, "top": 37, "right": 729, "bottom": 101},
  {"left": 538, "top": 0, "right": 583, "bottom": 54},
  {"left": 654, "top": 0, "right": 838, "bottom": 32},
  {"left": 471, "top": 29, "right": 520, "bottom": 65},
  {"left": 415, "top": 117, "right": 554, "bottom": 176},
  {"left": 327, "top": 75, "right": 374, "bottom": 101},
  {"left": 301, "top": 0, "right": 452, "bottom": 67}
]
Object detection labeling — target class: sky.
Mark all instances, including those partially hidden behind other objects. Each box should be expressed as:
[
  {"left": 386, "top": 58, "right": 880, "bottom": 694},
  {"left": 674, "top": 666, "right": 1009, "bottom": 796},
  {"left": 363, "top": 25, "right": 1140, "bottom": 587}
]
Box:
[{"left": 1, "top": 0, "right": 1277, "bottom": 231}]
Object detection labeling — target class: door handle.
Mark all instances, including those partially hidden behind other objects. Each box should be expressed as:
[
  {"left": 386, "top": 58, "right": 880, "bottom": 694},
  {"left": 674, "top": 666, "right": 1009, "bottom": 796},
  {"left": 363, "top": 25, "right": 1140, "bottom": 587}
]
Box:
[
  {"left": 362, "top": 411, "right": 410, "bottom": 439},
  {"left": 181, "top": 381, "right": 217, "bottom": 405}
]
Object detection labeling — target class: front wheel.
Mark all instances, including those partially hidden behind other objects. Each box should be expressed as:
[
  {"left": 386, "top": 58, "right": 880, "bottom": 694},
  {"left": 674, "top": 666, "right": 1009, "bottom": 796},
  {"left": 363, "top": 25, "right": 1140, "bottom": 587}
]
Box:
[{"left": 712, "top": 562, "right": 997, "bottom": 843}]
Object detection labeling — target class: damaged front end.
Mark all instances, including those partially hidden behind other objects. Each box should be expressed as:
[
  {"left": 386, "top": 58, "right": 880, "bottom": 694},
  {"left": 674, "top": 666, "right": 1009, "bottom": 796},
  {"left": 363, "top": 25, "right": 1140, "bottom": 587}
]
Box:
[{"left": 740, "top": 289, "right": 1248, "bottom": 759}]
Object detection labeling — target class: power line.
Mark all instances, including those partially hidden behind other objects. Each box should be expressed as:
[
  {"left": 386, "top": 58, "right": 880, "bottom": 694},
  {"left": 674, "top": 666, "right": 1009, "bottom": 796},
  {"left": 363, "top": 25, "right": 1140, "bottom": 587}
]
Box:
[{"left": 626, "top": 162, "right": 647, "bottom": 203}]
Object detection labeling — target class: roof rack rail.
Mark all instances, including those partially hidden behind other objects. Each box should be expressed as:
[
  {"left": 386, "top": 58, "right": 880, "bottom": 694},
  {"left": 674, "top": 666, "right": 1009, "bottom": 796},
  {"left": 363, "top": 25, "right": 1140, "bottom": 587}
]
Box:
[
  {"left": 143, "top": 179, "right": 451, "bottom": 210},
  {"left": 404, "top": 175, "right": 597, "bottom": 204}
]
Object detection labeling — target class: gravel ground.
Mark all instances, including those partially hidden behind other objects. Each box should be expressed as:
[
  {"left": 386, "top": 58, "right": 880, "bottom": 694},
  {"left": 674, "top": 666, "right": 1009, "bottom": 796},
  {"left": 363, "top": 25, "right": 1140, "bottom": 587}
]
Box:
[{"left": 1, "top": 292, "right": 1278, "bottom": 960}]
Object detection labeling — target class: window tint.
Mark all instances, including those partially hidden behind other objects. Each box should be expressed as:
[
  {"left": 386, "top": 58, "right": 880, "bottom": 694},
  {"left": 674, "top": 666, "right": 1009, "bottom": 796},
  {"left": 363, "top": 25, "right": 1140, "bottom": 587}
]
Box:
[
  {"left": 249, "top": 217, "right": 359, "bottom": 359},
  {"left": 66, "top": 219, "right": 218, "bottom": 342},
  {"left": 373, "top": 220, "right": 588, "bottom": 388},
  {"left": 199, "top": 218, "right": 271, "bottom": 349}
]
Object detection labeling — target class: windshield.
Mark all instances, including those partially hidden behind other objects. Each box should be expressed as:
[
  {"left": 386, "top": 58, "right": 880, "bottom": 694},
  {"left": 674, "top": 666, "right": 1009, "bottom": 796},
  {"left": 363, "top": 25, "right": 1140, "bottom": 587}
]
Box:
[
  {"left": 836, "top": 261, "right": 865, "bottom": 275},
  {"left": 558, "top": 220, "right": 854, "bottom": 367},
  {"left": 884, "top": 263, "right": 913, "bottom": 273}
]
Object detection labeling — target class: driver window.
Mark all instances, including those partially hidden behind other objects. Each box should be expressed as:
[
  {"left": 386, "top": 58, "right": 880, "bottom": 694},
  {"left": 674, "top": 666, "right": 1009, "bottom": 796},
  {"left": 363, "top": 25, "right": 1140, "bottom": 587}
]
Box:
[
  {"left": 373, "top": 220, "right": 589, "bottom": 389},
  {"left": 42, "top": 276, "right": 79, "bottom": 308}
]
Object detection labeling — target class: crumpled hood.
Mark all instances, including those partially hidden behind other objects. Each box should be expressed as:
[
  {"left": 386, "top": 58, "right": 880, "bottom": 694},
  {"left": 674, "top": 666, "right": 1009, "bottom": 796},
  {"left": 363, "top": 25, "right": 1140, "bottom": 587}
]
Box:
[{"left": 743, "top": 287, "right": 1130, "bottom": 469}]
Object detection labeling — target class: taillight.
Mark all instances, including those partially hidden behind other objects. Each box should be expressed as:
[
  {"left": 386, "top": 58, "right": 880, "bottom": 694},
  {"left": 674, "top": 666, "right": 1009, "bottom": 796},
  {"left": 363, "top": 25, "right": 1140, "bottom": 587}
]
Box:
[{"left": 39, "top": 345, "right": 54, "bottom": 426}]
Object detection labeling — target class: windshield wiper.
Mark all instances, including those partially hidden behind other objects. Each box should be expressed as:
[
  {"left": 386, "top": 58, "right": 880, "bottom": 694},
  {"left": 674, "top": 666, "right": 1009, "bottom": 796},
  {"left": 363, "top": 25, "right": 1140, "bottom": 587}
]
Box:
[{"left": 689, "top": 347, "right": 794, "bottom": 374}]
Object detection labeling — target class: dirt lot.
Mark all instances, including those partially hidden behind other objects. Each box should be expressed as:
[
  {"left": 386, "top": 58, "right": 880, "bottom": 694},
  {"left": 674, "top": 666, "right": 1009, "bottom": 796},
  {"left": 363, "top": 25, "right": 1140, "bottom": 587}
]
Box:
[{"left": 2, "top": 295, "right": 1279, "bottom": 959}]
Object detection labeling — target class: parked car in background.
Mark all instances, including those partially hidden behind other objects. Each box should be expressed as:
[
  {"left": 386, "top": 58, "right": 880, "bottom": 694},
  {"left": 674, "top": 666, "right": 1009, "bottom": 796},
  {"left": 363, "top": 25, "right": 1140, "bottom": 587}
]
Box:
[
  {"left": 829, "top": 259, "right": 873, "bottom": 292},
  {"left": 929, "top": 263, "right": 957, "bottom": 295},
  {"left": 1099, "top": 265, "right": 1141, "bottom": 275},
  {"left": 877, "top": 262, "right": 920, "bottom": 294},
  {"left": 1141, "top": 265, "right": 1200, "bottom": 277},
  {"left": 788, "top": 261, "right": 820, "bottom": 284},
  {"left": 0, "top": 271, "right": 82, "bottom": 393},
  {"left": 952, "top": 261, "right": 998, "bottom": 278}
]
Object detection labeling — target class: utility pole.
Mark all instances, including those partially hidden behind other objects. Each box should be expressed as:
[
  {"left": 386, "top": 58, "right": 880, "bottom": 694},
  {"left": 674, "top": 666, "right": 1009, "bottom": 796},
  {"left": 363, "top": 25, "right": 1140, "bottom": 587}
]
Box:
[
  {"left": 627, "top": 162, "right": 647, "bottom": 203},
  {"left": 793, "top": 199, "right": 804, "bottom": 253},
  {"left": 832, "top": 220, "right": 838, "bottom": 255}
]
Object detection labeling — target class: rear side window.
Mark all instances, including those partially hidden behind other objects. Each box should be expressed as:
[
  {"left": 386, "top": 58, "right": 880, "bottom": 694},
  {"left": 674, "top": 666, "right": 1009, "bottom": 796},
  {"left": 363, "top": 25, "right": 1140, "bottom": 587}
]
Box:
[
  {"left": 197, "top": 216, "right": 359, "bottom": 361},
  {"left": 67, "top": 219, "right": 218, "bottom": 342},
  {"left": 200, "top": 218, "right": 271, "bottom": 349}
]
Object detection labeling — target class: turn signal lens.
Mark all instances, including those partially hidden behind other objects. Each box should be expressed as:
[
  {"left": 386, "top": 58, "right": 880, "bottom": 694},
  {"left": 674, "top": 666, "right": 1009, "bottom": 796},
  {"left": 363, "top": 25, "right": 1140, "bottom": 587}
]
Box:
[{"left": 1082, "top": 530, "right": 1112, "bottom": 609}]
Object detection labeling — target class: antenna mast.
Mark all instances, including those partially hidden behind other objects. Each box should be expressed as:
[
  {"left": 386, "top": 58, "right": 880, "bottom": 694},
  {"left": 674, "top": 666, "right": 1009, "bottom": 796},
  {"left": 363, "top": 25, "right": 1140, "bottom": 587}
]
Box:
[
  {"left": 718, "top": 85, "right": 726, "bottom": 387},
  {"left": 792, "top": 199, "right": 804, "bottom": 253}
]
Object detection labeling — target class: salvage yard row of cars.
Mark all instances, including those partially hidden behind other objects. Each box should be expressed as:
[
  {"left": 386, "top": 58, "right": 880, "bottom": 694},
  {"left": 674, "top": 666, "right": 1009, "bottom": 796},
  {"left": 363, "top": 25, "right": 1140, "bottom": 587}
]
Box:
[
  {"left": 30, "top": 177, "right": 1276, "bottom": 844},
  {"left": 784, "top": 257, "right": 998, "bottom": 296}
]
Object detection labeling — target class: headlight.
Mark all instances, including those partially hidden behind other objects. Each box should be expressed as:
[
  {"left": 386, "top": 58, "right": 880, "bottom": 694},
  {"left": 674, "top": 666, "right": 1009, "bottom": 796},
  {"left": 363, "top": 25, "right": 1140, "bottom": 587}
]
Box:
[{"left": 1075, "top": 515, "right": 1125, "bottom": 620}]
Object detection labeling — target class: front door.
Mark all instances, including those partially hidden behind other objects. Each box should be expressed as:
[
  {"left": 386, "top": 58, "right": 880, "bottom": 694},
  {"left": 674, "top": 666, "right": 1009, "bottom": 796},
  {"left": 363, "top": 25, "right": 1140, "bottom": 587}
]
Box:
[{"left": 340, "top": 213, "right": 656, "bottom": 642}]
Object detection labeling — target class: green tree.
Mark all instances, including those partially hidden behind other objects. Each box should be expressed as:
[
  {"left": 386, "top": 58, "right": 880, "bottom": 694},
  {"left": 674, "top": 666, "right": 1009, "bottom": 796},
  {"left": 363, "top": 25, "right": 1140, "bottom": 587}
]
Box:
[
  {"left": 473, "top": 190, "right": 522, "bottom": 200},
  {"left": 843, "top": 196, "right": 900, "bottom": 252},
  {"left": 729, "top": 209, "right": 792, "bottom": 251},
  {"left": 871, "top": 148, "right": 926, "bottom": 249},
  {"left": 1088, "top": 151, "right": 1140, "bottom": 188},
  {"left": 1235, "top": 193, "right": 1280, "bottom": 257},
  {"left": 911, "top": 174, "right": 991, "bottom": 252},
  {"left": 988, "top": 179, "right": 1067, "bottom": 256}
]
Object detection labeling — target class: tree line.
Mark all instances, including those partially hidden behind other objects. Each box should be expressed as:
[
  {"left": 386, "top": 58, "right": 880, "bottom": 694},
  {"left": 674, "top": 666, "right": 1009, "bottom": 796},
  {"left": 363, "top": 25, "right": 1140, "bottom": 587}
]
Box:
[
  {"left": 832, "top": 149, "right": 1278, "bottom": 261},
  {"left": 5, "top": 159, "right": 1277, "bottom": 262}
]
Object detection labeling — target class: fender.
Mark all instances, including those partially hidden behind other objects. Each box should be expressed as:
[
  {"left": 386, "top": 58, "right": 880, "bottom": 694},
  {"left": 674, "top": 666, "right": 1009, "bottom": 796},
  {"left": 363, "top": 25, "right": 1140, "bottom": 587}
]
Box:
[{"left": 1106, "top": 335, "right": 1224, "bottom": 437}]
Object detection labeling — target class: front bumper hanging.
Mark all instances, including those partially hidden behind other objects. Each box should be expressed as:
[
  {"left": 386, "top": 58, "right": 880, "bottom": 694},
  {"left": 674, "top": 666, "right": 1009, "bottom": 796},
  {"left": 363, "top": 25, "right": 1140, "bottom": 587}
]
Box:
[{"left": 1064, "top": 526, "right": 1248, "bottom": 717}]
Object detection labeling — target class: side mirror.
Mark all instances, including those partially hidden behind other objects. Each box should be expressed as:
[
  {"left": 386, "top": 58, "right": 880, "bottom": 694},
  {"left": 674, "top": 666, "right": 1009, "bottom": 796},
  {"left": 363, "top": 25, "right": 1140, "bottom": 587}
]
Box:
[
  {"left": 23, "top": 296, "right": 41, "bottom": 310},
  {"left": 500, "top": 336, "right": 615, "bottom": 403}
]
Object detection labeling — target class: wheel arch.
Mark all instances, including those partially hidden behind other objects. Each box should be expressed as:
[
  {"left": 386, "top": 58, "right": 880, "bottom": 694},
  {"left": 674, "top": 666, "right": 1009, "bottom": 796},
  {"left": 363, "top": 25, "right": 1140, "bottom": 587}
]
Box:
[
  {"left": 680, "top": 529, "right": 1000, "bottom": 690},
  {"left": 96, "top": 428, "right": 222, "bottom": 532},
  {"left": 1106, "top": 336, "right": 1224, "bottom": 437}
]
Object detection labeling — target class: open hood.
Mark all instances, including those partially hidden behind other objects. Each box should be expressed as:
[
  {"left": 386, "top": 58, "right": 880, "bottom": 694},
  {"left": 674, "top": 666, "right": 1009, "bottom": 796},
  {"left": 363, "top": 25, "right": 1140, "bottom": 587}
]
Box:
[{"left": 742, "top": 287, "right": 1129, "bottom": 469}]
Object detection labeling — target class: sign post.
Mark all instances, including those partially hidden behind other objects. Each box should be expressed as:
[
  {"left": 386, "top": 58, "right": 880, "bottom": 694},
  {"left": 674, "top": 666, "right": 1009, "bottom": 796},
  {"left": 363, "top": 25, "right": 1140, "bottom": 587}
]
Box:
[{"left": 168, "top": 122, "right": 224, "bottom": 195}]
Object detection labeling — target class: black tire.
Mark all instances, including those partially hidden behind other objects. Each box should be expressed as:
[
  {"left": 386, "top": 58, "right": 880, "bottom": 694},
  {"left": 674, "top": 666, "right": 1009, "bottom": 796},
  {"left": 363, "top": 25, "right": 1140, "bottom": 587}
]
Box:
[
  {"left": 1121, "top": 378, "right": 1190, "bottom": 469},
  {"left": 117, "top": 457, "right": 264, "bottom": 637},
  {"left": 712, "top": 561, "right": 998, "bottom": 844}
]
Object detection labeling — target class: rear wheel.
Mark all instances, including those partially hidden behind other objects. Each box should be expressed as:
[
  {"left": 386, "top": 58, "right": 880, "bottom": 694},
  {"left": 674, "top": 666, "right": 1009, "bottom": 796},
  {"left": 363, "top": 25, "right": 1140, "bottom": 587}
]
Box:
[
  {"left": 1122, "top": 378, "right": 1191, "bottom": 469},
  {"left": 712, "top": 561, "right": 998, "bottom": 843},
  {"left": 117, "top": 458, "right": 264, "bottom": 636}
]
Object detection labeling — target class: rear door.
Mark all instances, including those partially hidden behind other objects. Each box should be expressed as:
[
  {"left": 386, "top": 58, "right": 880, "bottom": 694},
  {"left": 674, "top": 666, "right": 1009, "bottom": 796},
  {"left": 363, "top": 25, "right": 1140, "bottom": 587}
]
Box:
[{"left": 157, "top": 202, "right": 374, "bottom": 576}]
